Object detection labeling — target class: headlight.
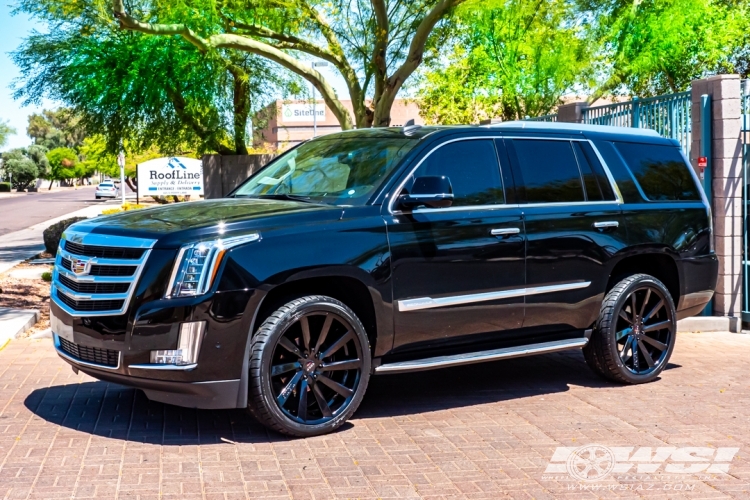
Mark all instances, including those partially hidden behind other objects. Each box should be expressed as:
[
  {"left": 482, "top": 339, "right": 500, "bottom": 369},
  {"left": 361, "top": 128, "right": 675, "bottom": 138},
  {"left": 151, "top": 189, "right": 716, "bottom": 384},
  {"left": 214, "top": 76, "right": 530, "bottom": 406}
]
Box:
[{"left": 165, "top": 233, "right": 260, "bottom": 298}]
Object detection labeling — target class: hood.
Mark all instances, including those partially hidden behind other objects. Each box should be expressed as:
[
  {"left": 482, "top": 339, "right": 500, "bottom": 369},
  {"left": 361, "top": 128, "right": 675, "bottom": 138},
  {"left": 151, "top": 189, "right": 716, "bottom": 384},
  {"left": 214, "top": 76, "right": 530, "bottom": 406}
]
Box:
[{"left": 71, "top": 198, "right": 343, "bottom": 246}]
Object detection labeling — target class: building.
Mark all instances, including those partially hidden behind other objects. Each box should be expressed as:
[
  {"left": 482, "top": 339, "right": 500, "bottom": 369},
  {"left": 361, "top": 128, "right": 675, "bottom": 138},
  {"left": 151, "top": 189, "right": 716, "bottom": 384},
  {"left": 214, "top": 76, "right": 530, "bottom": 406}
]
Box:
[{"left": 253, "top": 99, "right": 424, "bottom": 150}]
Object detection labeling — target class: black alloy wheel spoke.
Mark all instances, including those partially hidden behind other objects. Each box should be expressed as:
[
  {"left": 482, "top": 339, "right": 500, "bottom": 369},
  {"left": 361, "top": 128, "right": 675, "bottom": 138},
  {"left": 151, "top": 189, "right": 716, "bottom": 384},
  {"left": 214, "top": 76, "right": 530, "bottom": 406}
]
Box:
[
  {"left": 278, "top": 337, "right": 302, "bottom": 358},
  {"left": 643, "top": 299, "right": 664, "bottom": 323},
  {"left": 321, "top": 359, "right": 362, "bottom": 371},
  {"left": 322, "top": 330, "right": 355, "bottom": 359},
  {"left": 637, "top": 339, "right": 656, "bottom": 368},
  {"left": 271, "top": 361, "right": 301, "bottom": 377},
  {"left": 298, "top": 378, "right": 309, "bottom": 421},
  {"left": 317, "top": 374, "right": 355, "bottom": 397},
  {"left": 643, "top": 319, "right": 671, "bottom": 333},
  {"left": 620, "top": 341, "right": 633, "bottom": 363},
  {"left": 300, "top": 316, "right": 312, "bottom": 351},
  {"left": 277, "top": 371, "right": 304, "bottom": 407},
  {"left": 313, "top": 315, "right": 334, "bottom": 354},
  {"left": 631, "top": 293, "right": 638, "bottom": 321},
  {"left": 619, "top": 309, "right": 633, "bottom": 324},
  {"left": 639, "top": 289, "right": 651, "bottom": 318},
  {"left": 640, "top": 335, "right": 667, "bottom": 351},
  {"left": 312, "top": 383, "right": 333, "bottom": 417}
]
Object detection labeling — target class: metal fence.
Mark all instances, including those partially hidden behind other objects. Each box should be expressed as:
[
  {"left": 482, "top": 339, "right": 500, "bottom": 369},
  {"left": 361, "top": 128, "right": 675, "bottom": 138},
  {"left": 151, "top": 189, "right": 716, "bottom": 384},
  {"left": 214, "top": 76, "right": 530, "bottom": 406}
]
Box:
[
  {"left": 741, "top": 80, "right": 750, "bottom": 320},
  {"left": 582, "top": 92, "right": 692, "bottom": 158},
  {"left": 525, "top": 113, "right": 558, "bottom": 122}
]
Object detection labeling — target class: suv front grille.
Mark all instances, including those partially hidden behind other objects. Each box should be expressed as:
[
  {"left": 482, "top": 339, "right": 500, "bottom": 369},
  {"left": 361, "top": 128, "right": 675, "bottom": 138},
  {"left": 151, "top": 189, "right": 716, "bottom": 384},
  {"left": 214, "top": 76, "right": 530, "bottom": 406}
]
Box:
[
  {"left": 56, "top": 291, "right": 124, "bottom": 312},
  {"left": 58, "top": 337, "right": 119, "bottom": 367},
  {"left": 61, "top": 257, "right": 137, "bottom": 277},
  {"left": 58, "top": 274, "right": 130, "bottom": 294},
  {"left": 52, "top": 232, "right": 156, "bottom": 316},
  {"left": 64, "top": 241, "right": 145, "bottom": 259}
]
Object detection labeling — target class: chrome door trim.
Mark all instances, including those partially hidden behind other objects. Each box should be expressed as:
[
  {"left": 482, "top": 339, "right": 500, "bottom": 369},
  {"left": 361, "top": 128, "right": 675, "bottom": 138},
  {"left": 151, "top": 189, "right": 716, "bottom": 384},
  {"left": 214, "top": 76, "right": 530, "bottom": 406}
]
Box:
[
  {"left": 387, "top": 135, "right": 623, "bottom": 215},
  {"left": 491, "top": 227, "right": 521, "bottom": 236},
  {"left": 53, "top": 333, "right": 121, "bottom": 371},
  {"left": 593, "top": 221, "right": 620, "bottom": 229},
  {"left": 397, "top": 281, "right": 591, "bottom": 312},
  {"left": 375, "top": 337, "right": 589, "bottom": 374}
]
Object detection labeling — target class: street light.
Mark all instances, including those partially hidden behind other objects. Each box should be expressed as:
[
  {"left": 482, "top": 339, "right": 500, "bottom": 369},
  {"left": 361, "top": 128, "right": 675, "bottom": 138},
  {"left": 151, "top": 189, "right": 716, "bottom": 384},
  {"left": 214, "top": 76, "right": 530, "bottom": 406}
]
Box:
[{"left": 311, "top": 61, "right": 328, "bottom": 137}]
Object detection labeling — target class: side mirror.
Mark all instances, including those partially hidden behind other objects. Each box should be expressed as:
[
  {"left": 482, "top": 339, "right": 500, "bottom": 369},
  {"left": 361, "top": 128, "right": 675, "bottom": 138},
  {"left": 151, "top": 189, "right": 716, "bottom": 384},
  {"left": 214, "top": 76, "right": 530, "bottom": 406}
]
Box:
[{"left": 398, "top": 176, "right": 454, "bottom": 210}]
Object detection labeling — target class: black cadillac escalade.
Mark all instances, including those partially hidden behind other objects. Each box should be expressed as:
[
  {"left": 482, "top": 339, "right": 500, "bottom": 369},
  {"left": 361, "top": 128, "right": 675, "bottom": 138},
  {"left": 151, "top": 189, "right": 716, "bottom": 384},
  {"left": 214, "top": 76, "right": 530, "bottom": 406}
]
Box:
[{"left": 50, "top": 122, "right": 717, "bottom": 436}]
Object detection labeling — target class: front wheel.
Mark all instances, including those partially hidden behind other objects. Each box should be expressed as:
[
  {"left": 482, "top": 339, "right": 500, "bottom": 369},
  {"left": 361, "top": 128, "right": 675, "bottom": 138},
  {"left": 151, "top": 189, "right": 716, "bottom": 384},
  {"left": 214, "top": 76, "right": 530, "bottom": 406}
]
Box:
[
  {"left": 584, "top": 274, "right": 676, "bottom": 384},
  {"left": 247, "top": 295, "right": 371, "bottom": 437}
]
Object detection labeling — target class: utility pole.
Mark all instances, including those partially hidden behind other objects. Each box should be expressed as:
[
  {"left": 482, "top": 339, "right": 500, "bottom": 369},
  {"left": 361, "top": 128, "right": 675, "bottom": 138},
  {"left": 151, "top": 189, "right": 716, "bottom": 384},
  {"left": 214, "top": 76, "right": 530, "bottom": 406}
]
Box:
[
  {"left": 311, "top": 61, "right": 328, "bottom": 137},
  {"left": 117, "top": 149, "right": 126, "bottom": 206}
]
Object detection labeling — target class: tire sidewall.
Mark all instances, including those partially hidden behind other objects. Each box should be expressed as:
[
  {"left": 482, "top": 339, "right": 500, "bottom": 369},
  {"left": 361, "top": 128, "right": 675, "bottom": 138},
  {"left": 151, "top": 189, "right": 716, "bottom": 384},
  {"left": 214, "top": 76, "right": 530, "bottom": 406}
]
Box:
[
  {"left": 255, "top": 297, "right": 371, "bottom": 436},
  {"left": 604, "top": 275, "right": 676, "bottom": 383}
]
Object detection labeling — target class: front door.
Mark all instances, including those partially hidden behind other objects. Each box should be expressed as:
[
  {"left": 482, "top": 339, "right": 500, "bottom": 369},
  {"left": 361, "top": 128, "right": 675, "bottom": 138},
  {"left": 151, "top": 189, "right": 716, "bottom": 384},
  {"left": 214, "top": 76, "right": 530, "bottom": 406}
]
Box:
[{"left": 387, "top": 138, "right": 526, "bottom": 357}]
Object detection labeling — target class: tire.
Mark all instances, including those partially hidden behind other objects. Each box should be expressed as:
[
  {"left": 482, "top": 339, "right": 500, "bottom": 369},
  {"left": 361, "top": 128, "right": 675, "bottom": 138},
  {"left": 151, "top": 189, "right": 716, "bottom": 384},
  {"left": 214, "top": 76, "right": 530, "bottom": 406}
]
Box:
[
  {"left": 583, "top": 274, "right": 676, "bottom": 384},
  {"left": 247, "top": 295, "right": 372, "bottom": 437},
  {"left": 95, "top": 196, "right": 101, "bottom": 199}
]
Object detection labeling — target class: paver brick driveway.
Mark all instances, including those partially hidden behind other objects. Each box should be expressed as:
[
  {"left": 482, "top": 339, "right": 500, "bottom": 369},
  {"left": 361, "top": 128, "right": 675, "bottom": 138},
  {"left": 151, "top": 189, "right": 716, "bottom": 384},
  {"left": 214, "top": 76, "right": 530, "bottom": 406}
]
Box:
[{"left": 1, "top": 332, "right": 749, "bottom": 499}]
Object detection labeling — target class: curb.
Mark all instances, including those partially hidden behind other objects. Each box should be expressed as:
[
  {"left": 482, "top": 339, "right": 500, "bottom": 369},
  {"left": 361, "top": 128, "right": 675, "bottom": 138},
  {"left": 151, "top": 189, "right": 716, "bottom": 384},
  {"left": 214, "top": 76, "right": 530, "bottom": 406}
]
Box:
[
  {"left": 677, "top": 316, "right": 741, "bottom": 333},
  {"left": 0, "top": 308, "right": 40, "bottom": 346}
]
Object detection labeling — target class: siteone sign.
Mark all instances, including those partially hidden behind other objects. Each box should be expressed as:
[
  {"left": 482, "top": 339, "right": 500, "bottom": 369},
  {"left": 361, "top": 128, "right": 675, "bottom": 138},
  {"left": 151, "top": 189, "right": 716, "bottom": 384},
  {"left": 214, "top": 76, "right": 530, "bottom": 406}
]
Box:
[
  {"left": 137, "top": 157, "right": 204, "bottom": 197},
  {"left": 281, "top": 103, "right": 326, "bottom": 123}
]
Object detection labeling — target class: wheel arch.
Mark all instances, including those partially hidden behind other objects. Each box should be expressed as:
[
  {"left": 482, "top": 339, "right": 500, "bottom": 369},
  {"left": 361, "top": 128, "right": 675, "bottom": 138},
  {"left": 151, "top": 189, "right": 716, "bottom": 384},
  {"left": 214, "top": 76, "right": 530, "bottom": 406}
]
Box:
[{"left": 606, "top": 250, "right": 681, "bottom": 306}]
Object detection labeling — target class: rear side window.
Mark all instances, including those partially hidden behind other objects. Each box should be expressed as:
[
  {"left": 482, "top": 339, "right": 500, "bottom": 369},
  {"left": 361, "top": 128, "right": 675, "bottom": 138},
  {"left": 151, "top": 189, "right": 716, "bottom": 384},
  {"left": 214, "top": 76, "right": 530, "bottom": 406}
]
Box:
[
  {"left": 413, "top": 139, "right": 504, "bottom": 206},
  {"left": 614, "top": 143, "right": 700, "bottom": 201},
  {"left": 507, "top": 139, "right": 584, "bottom": 203}
]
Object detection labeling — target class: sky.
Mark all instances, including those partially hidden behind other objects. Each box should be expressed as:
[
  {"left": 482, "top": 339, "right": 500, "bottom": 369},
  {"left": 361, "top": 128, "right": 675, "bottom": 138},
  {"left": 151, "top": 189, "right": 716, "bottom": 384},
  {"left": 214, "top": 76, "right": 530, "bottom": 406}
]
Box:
[{"left": 0, "top": 3, "right": 58, "bottom": 152}]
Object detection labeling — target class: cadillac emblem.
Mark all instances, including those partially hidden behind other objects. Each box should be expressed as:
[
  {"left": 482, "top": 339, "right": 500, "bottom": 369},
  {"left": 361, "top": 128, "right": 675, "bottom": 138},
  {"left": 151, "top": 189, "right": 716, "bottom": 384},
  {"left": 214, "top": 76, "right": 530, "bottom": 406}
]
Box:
[{"left": 72, "top": 258, "right": 92, "bottom": 276}]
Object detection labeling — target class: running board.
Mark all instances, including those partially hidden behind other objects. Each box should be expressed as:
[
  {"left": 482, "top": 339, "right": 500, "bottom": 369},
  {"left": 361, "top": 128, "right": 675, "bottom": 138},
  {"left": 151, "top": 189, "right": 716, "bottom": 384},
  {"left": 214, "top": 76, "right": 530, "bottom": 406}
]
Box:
[{"left": 374, "top": 337, "right": 589, "bottom": 374}]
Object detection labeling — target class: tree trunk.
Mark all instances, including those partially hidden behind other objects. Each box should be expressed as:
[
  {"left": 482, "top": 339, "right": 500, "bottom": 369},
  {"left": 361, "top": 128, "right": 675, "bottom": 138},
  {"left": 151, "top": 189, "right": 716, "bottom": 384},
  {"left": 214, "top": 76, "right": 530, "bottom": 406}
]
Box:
[
  {"left": 48, "top": 179, "right": 53, "bottom": 190},
  {"left": 124, "top": 177, "right": 137, "bottom": 193},
  {"left": 229, "top": 64, "right": 250, "bottom": 155}
]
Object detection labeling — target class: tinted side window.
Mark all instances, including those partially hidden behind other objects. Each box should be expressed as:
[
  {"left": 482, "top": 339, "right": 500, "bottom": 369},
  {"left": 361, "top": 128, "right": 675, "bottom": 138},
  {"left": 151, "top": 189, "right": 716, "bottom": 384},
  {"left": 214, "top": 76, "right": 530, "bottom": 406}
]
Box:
[
  {"left": 576, "top": 142, "right": 617, "bottom": 201},
  {"left": 507, "top": 139, "right": 584, "bottom": 203},
  {"left": 572, "top": 142, "right": 603, "bottom": 201},
  {"left": 413, "top": 139, "right": 504, "bottom": 206},
  {"left": 615, "top": 143, "right": 700, "bottom": 201}
]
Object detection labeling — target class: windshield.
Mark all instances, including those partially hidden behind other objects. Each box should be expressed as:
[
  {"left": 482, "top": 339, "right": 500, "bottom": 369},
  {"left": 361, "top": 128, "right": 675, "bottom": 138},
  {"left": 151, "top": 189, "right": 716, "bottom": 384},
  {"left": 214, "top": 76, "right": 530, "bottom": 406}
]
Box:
[{"left": 233, "top": 137, "right": 417, "bottom": 205}]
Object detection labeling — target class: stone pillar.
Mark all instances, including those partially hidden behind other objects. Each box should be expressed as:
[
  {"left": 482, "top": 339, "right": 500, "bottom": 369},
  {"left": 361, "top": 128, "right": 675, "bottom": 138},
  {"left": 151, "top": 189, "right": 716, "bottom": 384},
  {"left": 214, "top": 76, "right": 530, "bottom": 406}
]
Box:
[
  {"left": 690, "top": 75, "right": 743, "bottom": 319},
  {"left": 557, "top": 101, "right": 589, "bottom": 123}
]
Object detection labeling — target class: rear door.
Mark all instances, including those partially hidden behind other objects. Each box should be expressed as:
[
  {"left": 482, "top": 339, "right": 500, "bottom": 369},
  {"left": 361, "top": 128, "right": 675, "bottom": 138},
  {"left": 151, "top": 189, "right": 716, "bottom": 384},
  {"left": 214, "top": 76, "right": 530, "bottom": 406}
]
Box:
[
  {"left": 387, "top": 137, "right": 526, "bottom": 356},
  {"left": 503, "top": 137, "right": 627, "bottom": 333}
]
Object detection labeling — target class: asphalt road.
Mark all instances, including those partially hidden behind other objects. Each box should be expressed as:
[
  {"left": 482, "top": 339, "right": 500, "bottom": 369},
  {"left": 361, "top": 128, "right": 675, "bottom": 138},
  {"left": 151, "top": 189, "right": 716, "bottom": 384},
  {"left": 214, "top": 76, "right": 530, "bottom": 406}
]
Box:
[{"left": 0, "top": 187, "right": 121, "bottom": 236}]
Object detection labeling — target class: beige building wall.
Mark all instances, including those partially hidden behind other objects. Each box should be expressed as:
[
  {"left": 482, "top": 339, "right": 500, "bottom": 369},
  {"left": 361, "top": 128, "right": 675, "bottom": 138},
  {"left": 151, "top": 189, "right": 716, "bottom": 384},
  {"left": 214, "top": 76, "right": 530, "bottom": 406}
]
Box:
[{"left": 254, "top": 100, "right": 424, "bottom": 150}]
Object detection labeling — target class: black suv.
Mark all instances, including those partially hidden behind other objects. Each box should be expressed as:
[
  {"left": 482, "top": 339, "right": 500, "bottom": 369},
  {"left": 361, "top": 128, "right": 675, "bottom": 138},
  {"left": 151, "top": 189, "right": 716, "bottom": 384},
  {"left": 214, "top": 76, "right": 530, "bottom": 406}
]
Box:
[{"left": 50, "top": 122, "right": 717, "bottom": 436}]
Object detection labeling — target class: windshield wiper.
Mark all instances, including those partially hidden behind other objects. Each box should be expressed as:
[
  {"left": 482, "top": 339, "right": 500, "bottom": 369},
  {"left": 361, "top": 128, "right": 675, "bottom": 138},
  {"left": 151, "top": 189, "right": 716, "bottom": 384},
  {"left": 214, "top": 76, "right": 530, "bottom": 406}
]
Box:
[{"left": 239, "top": 193, "right": 316, "bottom": 203}]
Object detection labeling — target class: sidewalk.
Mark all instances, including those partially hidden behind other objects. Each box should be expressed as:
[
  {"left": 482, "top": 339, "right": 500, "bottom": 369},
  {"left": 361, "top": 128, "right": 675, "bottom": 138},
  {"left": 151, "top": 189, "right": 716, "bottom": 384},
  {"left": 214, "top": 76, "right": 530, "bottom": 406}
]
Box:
[{"left": 0, "top": 204, "right": 109, "bottom": 274}]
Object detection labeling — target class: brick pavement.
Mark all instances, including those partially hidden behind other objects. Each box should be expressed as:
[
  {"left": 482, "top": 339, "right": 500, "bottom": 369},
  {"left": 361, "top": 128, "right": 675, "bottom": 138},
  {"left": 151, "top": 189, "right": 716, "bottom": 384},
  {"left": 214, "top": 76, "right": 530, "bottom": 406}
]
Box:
[{"left": 1, "top": 333, "right": 749, "bottom": 499}]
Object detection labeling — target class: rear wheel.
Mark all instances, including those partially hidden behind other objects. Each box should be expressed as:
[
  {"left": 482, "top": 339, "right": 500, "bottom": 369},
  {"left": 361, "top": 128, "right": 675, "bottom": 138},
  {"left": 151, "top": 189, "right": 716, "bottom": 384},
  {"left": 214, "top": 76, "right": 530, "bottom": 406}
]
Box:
[
  {"left": 584, "top": 274, "right": 676, "bottom": 384},
  {"left": 247, "top": 295, "right": 371, "bottom": 437}
]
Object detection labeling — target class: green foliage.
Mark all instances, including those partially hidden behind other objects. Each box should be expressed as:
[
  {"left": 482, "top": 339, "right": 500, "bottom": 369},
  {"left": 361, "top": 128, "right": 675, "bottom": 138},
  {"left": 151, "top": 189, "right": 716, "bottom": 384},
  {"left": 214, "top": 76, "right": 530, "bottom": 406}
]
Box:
[
  {"left": 584, "top": 0, "right": 750, "bottom": 97},
  {"left": 0, "top": 120, "right": 16, "bottom": 149},
  {"left": 418, "top": 0, "right": 592, "bottom": 123},
  {"left": 41, "top": 271, "right": 52, "bottom": 282},
  {"left": 0, "top": 182, "right": 11, "bottom": 192},
  {"left": 27, "top": 109, "right": 86, "bottom": 150},
  {"left": 1, "top": 147, "right": 49, "bottom": 190},
  {"left": 13, "top": 2, "right": 302, "bottom": 155},
  {"left": 47, "top": 147, "right": 80, "bottom": 181}
]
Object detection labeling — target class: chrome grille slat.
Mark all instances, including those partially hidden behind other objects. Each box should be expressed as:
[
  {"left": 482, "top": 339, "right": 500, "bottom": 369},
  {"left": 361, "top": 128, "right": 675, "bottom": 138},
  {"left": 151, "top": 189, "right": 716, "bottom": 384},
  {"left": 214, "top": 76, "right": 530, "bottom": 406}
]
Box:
[{"left": 51, "top": 230, "right": 157, "bottom": 317}]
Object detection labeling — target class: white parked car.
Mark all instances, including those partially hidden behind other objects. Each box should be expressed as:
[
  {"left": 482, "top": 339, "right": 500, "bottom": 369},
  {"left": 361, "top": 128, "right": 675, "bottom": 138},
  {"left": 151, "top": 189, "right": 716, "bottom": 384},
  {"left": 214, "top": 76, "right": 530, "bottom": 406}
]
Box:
[{"left": 95, "top": 181, "right": 119, "bottom": 199}]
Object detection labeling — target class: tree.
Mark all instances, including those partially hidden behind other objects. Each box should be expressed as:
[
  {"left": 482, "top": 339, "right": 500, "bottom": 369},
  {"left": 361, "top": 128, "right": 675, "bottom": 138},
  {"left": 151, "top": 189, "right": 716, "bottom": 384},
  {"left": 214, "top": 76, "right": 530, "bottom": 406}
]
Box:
[
  {"left": 582, "top": 0, "right": 748, "bottom": 99},
  {"left": 14, "top": 3, "right": 302, "bottom": 156},
  {"left": 417, "top": 0, "right": 592, "bottom": 123},
  {"left": 0, "top": 120, "right": 16, "bottom": 149},
  {"left": 2, "top": 149, "right": 40, "bottom": 190},
  {"left": 102, "top": 0, "right": 466, "bottom": 128},
  {"left": 47, "top": 147, "right": 80, "bottom": 189},
  {"left": 27, "top": 109, "right": 87, "bottom": 150}
]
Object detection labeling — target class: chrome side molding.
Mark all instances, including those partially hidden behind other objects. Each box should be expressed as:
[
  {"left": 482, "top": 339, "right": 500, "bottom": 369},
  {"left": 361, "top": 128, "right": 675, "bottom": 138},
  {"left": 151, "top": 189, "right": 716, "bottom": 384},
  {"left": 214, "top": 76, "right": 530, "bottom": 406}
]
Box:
[
  {"left": 374, "top": 337, "right": 588, "bottom": 374},
  {"left": 129, "top": 363, "right": 197, "bottom": 371},
  {"left": 593, "top": 221, "right": 619, "bottom": 229},
  {"left": 491, "top": 227, "right": 521, "bottom": 236},
  {"left": 398, "top": 281, "right": 591, "bottom": 312}
]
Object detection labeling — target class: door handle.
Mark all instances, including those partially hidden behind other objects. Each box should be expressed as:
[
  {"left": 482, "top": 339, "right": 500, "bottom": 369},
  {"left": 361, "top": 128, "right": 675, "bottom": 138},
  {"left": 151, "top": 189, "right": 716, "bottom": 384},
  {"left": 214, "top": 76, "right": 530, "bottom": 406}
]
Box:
[
  {"left": 593, "top": 221, "right": 619, "bottom": 229},
  {"left": 491, "top": 227, "right": 521, "bottom": 236}
]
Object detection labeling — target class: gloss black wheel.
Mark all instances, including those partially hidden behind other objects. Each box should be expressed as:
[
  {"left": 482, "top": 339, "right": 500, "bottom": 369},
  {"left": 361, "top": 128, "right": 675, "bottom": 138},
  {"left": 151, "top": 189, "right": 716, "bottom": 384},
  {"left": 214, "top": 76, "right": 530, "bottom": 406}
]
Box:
[
  {"left": 247, "top": 295, "right": 371, "bottom": 437},
  {"left": 584, "top": 274, "right": 676, "bottom": 384}
]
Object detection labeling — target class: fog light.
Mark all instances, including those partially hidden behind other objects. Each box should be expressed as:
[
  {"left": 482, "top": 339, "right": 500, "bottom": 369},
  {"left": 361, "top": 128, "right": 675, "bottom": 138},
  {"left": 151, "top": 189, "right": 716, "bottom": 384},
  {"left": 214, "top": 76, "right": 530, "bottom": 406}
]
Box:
[{"left": 150, "top": 321, "right": 205, "bottom": 365}]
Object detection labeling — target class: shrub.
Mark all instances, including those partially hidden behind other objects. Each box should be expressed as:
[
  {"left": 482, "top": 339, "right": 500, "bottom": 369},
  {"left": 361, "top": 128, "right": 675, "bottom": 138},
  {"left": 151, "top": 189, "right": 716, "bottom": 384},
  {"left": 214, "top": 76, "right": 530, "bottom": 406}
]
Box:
[
  {"left": 0, "top": 182, "right": 10, "bottom": 192},
  {"left": 43, "top": 217, "right": 88, "bottom": 255},
  {"left": 100, "top": 203, "right": 148, "bottom": 215},
  {"left": 41, "top": 271, "right": 52, "bottom": 282}
]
